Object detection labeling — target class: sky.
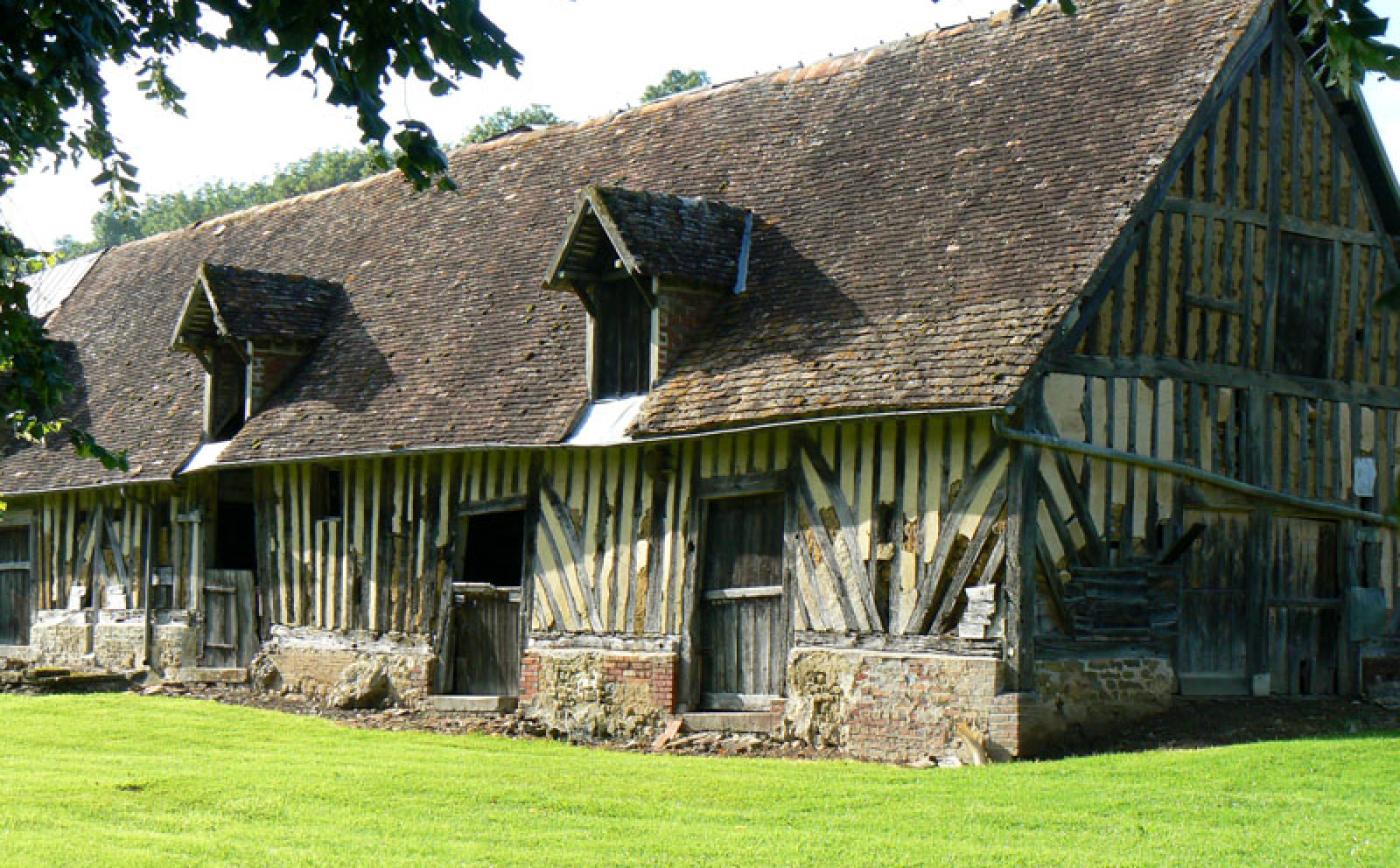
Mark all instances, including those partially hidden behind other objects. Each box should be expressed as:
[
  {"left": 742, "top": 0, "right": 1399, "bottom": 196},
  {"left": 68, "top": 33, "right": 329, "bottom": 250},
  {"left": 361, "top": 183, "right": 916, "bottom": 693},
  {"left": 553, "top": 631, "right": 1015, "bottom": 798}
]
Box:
[{"left": 6, "top": 0, "right": 1400, "bottom": 250}]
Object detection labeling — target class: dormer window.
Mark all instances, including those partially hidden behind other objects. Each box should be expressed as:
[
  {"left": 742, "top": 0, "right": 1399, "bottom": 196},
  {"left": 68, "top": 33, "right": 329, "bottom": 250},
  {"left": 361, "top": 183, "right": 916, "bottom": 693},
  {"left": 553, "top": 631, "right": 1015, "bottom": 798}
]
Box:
[
  {"left": 208, "top": 343, "right": 249, "bottom": 439},
  {"left": 544, "top": 185, "right": 751, "bottom": 406},
  {"left": 171, "top": 262, "right": 341, "bottom": 442},
  {"left": 591, "top": 282, "right": 652, "bottom": 398}
]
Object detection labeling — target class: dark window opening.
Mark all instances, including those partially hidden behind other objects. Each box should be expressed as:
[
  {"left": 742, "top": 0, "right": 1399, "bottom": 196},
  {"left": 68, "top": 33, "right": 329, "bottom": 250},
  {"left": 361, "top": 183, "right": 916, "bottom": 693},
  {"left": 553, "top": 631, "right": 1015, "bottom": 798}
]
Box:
[
  {"left": 456, "top": 509, "right": 526, "bottom": 586},
  {"left": 209, "top": 344, "right": 249, "bottom": 440},
  {"left": 591, "top": 282, "right": 651, "bottom": 399},
  {"left": 1273, "top": 233, "right": 1333, "bottom": 379},
  {"left": 215, "top": 470, "right": 257, "bottom": 571},
  {"left": 214, "top": 501, "right": 257, "bottom": 571},
  {"left": 151, "top": 568, "right": 175, "bottom": 610},
  {"left": 313, "top": 467, "right": 343, "bottom": 521}
]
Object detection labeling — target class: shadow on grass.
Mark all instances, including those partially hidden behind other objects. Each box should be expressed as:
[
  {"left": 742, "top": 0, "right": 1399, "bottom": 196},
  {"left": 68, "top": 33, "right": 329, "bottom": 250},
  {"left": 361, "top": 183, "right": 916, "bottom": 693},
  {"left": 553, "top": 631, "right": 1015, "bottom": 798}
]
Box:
[{"left": 1042, "top": 696, "right": 1400, "bottom": 760}]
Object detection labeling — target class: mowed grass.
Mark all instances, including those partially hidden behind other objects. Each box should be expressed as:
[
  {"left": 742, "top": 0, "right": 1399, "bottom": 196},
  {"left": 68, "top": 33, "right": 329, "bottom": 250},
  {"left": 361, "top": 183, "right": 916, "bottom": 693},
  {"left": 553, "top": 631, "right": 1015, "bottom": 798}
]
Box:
[{"left": 0, "top": 695, "right": 1395, "bottom": 866}]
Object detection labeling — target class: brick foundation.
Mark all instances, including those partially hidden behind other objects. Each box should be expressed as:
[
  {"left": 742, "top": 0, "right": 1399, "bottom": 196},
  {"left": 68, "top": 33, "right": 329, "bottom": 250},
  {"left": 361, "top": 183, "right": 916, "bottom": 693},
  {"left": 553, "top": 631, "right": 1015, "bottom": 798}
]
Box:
[{"left": 521, "top": 642, "right": 678, "bottom": 741}]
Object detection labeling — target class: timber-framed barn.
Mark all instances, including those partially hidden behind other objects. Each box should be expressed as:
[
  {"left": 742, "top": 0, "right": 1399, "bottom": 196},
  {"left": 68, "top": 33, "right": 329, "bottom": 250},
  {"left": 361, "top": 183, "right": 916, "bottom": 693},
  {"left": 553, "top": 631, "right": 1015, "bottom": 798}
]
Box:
[{"left": 3, "top": 0, "right": 1399, "bottom": 761}]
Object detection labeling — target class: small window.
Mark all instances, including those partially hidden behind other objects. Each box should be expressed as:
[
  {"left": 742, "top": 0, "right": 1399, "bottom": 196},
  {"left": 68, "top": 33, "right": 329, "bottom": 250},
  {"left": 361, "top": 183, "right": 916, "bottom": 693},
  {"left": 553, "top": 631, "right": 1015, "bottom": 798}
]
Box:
[
  {"left": 1273, "top": 233, "right": 1332, "bottom": 379},
  {"left": 208, "top": 344, "right": 249, "bottom": 440},
  {"left": 454, "top": 509, "right": 526, "bottom": 586},
  {"left": 313, "top": 467, "right": 343, "bottom": 521},
  {"left": 591, "top": 282, "right": 651, "bottom": 399}
]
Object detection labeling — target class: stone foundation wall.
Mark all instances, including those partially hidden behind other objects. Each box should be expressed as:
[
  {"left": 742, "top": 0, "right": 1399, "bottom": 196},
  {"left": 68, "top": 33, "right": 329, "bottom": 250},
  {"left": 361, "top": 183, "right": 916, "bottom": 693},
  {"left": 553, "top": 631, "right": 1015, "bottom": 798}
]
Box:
[
  {"left": 1361, "top": 647, "right": 1400, "bottom": 704},
  {"left": 520, "top": 640, "right": 678, "bottom": 741},
  {"left": 28, "top": 610, "right": 196, "bottom": 672},
  {"left": 256, "top": 626, "right": 434, "bottom": 706},
  {"left": 1030, "top": 654, "right": 1175, "bottom": 749},
  {"left": 782, "top": 647, "right": 1007, "bottom": 763}
]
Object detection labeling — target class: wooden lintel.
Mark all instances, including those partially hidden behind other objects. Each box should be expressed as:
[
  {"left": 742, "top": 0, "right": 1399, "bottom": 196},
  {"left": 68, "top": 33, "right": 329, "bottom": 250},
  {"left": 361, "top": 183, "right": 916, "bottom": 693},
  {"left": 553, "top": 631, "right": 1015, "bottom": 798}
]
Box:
[
  {"left": 457, "top": 495, "right": 528, "bottom": 517},
  {"left": 696, "top": 471, "right": 788, "bottom": 499}
]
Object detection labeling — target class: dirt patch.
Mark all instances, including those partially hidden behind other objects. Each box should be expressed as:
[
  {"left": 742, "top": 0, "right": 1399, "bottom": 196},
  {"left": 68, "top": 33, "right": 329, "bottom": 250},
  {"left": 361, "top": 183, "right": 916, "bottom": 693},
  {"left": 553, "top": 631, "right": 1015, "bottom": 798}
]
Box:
[
  {"left": 1045, "top": 697, "right": 1400, "bottom": 758},
  {"left": 133, "top": 682, "right": 843, "bottom": 760},
  {"left": 34, "top": 680, "right": 1399, "bottom": 764}
]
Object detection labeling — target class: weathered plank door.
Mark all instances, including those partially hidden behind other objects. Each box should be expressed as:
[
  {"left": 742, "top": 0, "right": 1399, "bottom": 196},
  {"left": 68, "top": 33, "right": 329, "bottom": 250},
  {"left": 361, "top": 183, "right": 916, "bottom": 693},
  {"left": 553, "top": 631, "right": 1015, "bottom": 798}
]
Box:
[
  {"left": 449, "top": 585, "right": 521, "bottom": 695},
  {"left": 697, "top": 493, "right": 787, "bottom": 710},
  {"left": 0, "top": 526, "right": 30, "bottom": 645},
  {"left": 1267, "top": 518, "right": 1342, "bottom": 696},
  {"left": 1176, "top": 510, "right": 1251, "bottom": 696},
  {"left": 442, "top": 508, "right": 526, "bottom": 696},
  {"left": 201, "top": 569, "right": 258, "bottom": 668}
]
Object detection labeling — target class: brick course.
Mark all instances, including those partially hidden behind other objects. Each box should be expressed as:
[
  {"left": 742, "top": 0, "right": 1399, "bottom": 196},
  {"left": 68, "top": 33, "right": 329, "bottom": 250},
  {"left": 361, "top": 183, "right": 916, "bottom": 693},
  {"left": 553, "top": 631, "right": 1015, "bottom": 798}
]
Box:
[{"left": 656, "top": 286, "right": 724, "bottom": 375}]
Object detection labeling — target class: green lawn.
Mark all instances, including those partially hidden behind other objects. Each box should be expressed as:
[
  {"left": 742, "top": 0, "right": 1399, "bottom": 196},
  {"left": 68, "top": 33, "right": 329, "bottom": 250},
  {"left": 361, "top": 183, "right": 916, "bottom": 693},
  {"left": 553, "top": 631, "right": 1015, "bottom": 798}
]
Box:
[{"left": 0, "top": 695, "right": 1395, "bottom": 866}]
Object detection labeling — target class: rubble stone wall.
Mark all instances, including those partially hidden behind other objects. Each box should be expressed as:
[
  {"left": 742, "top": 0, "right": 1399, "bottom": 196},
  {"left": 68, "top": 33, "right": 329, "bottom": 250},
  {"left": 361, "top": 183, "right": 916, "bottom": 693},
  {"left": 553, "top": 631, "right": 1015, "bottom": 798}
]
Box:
[
  {"left": 1030, "top": 654, "right": 1175, "bottom": 748},
  {"left": 1361, "top": 646, "right": 1400, "bottom": 704},
  {"left": 256, "top": 626, "right": 434, "bottom": 706},
  {"left": 782, "top": 647, "right": 1008, "bottom": 763},
  {"left": 28, "top": 609, "right": 196, "bottom": 671},
  {"left": 520, "top": 644, "right": 678, "bottom": 741}
]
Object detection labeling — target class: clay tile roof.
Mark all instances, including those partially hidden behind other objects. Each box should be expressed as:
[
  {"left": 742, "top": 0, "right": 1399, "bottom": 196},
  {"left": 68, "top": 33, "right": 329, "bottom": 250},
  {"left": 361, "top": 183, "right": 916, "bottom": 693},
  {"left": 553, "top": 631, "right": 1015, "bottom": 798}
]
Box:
[
  {"left": 0, "top": 0, "right": 1268, "bottom": 493},
  {"left": 192, "top": 262, "right": 341, "bottom": 344},
  {"left": 594, "top": 186, "right": 748, "bottom": 289}
]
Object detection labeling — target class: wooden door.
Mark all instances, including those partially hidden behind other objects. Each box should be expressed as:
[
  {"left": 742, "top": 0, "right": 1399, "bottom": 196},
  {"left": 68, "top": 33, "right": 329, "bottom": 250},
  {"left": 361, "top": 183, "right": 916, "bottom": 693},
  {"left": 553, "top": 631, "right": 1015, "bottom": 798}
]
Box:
[
  {"left": 0, "top": 526, "right": 30, "bottom": 646},
  {"left": 443, "top": 508, "right": 525, "bottom": 696},
  {"left": 1267, "top": 518, "right": 1342, "bottom": 696},
  {"left": 449, "top": 585, "right": 521, "bottom": 695},
  {"left": 201, "top": 569, "right": 257, "bottom": 668},
  {"left": 1176, "top": 510, "right": 1251, "bottom": 695},
  {"left": 697, "top": 493, "right": 787, "bottom": 709}
]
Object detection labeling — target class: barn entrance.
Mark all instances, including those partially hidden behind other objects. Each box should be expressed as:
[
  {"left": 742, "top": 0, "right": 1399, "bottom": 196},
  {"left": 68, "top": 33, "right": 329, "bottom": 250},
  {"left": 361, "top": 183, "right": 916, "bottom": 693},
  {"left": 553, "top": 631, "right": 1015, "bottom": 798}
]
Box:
[
  {"left": 696, "top": 492, "right": 787, "bottom": 711},
  {"left": 441, "top": 508, "right": 526, "bottom": 697},
  {"left": 1176, "top": 510, "right": 1345, "bottom": 697},
  {"left": 1266, "top": 518, "right": 1342, "bottom": 696},
  {"left": 203, "top": 471, "right": 259, "bottom": 668},
  {"left": 0, "top": 521, "right": 31, "bottom": 646},
  {"left": 1177, "top": 509, "right": 1251, "bottom": 696}
]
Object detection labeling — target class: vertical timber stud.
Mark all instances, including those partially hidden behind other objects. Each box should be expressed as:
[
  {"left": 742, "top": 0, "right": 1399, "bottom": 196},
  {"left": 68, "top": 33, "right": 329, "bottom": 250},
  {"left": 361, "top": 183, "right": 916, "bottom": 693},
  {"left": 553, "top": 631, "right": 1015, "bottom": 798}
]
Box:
[
  {"left": 1003, "top": 411, "right": 1041, "bottom": 693},
  {"left": 517, "top": 454, "right": 542, "bottom": 696},
  {"left": 1261, "top": 8, "right": 1285, "bottom": 373}
]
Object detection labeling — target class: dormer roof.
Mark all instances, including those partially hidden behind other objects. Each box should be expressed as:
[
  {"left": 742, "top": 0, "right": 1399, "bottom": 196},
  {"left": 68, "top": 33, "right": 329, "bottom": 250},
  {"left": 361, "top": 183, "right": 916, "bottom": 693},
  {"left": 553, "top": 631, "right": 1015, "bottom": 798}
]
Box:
[
  {"left": 544, "top": 185, "right": 749, "bottom": 293},
  {"left": 172, "top": 262, "right": 341, "bottom": 351}
]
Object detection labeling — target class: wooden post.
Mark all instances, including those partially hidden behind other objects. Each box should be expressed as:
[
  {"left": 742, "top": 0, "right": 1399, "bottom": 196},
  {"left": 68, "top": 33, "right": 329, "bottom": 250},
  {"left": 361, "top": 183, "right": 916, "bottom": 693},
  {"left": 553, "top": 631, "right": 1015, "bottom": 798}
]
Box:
[
  {"left": 142, "top": 496, "right": 155, "bottom": 670},
  {"left": 1003, "top": 426, "right": 1040, "bottom": 693}
]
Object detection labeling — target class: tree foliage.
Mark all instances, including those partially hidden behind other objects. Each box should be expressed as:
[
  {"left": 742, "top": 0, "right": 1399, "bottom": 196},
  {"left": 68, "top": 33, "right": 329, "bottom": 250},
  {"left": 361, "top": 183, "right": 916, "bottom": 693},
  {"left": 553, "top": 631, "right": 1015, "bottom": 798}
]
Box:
[
  {"left": 641, "top": 69, "right": 711, "bottom": 103},
  {"left": 460, "top": 104, "right": 562, "bottom": 145},
  {"left": 52, "top": 104, "right": 565, "bottom": 261},
  {"left": 1, "top": 0, "right": 520, "bottom": 469},
  {"left": 56, "top": 146, "right": 389, "bottom": 258}
]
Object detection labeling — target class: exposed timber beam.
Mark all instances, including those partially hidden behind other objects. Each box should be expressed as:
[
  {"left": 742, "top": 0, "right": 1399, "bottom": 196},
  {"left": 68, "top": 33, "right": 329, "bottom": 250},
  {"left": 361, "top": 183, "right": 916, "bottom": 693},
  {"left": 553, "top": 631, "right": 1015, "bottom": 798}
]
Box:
[{"left": 992, "top": 417, "right": 1395, "bottom": 528}]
